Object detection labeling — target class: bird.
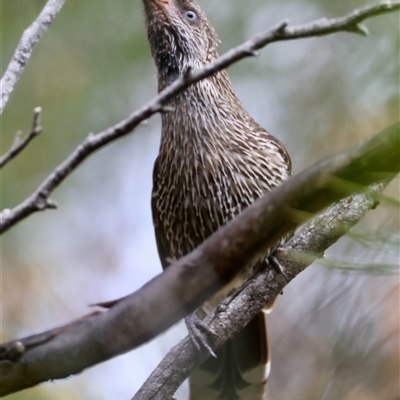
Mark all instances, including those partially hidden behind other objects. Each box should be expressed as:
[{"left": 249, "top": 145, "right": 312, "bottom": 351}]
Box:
[{"left": 142, "top": 0, "right": 292, "bottom": 399}]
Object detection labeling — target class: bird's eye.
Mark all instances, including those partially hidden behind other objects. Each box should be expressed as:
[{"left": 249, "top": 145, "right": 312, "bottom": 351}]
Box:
[{"left": 185, "top": 10, "right": 197, "bottom": 22}]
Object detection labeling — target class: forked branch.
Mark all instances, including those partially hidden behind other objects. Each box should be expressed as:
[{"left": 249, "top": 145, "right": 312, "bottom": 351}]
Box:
[{"left": 0, "top": 107, "right": 43, "bottom": 168}]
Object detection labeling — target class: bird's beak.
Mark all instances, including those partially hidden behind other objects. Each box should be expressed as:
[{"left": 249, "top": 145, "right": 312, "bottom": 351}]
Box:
[
  {"left": 143, "top": 0, "right": 172, "bottom": 24},
  {"left": 147, "top": 0, "right": 170, "bottom": 7}
]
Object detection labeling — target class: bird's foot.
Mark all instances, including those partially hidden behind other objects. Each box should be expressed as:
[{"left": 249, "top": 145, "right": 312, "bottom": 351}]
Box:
[{"left": 185, "top": 314, "right": 217, "bottom": 358}]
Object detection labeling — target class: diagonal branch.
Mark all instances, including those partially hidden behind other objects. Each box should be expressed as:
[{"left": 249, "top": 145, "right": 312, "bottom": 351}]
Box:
[
  {"left": 131, "top": 183, "right": 387, "bottom": 400},
  {"left": 0, "top": 0, "right": 67, "bottom": 114},
  {"left": 0, "top": 107, "right": 43, "bottom": 168},
  {"left": 1, "top": 1, "right": 398, "bottom": 234},
  {"left": 0, "top": 123, "right": 398, "bottom": 397}
]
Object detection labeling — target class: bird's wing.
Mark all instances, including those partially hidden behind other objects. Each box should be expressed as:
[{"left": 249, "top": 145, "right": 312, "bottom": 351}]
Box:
[{"left": 151, "top": 155, "right": 173, "bottom": 270}]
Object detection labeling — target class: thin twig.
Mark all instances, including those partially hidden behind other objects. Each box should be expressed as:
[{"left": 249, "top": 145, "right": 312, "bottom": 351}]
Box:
[
  {"left": 0, "top": 0, "right": 67, "bottom": 114},
  {"left": 0, "top": 107, "right": 43, "bottom": 168},
  {"left": 1, "top": 1, "right": 398, "bottom": 234}
]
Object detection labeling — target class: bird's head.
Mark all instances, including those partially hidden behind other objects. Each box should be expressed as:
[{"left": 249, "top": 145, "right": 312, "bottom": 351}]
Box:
[{"left": 142, "top": 0, "right": 220, "bottom": 85}]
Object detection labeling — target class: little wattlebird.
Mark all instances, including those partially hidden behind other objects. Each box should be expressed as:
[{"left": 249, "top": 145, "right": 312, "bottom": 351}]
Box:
[{"left": 143, "top": 0, "right": 291, "bottom": 399}]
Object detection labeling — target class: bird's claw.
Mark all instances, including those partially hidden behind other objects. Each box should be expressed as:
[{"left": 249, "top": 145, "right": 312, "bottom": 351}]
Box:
[
  {"left": 185, "top": 314, "right": 217, "bottom": 358},
  {"left": 268, "top": 254, "right": 289, "bottom": 282}
]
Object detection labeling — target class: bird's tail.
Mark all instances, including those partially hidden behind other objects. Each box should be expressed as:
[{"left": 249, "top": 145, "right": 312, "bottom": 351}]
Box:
[{"left": 189, "top": 311, "right": 269, "bottom": 400}]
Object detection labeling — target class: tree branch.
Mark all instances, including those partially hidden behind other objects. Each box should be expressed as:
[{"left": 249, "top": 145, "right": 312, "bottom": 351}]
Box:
[
  {"left": 0, "top": 107, "right": 43, "bottom": 168},
  {"left": 131, "top": 183, "right": 386, "bottom": 400},
  {"left": 0, "top": 0, "right": 67, "bottom": 114},
  {"left": 1, "top": 1, "right": 398, "bottom": 234},
  {"left": 1, "top": 123, "right": 398, "bottom": 397}
]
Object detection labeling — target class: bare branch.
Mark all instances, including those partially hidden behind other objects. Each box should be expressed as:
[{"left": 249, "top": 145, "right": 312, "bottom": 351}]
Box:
[
  {"left": 1, "top": 123, "right": 398, "bottom": 396},
  {"left": 1, "top": 1, "right": 398, "bottom": 234},
  {"left": 0, "top": 107, "right": 43, "bottom": 168},
  {"left": 0, "top": 0, "right": 67, "bottom": 114}
]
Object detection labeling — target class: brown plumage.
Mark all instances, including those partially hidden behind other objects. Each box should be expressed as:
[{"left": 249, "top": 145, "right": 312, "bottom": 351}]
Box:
[{"left": 143, "top": 0, "right": 291, "bottom": 399}]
